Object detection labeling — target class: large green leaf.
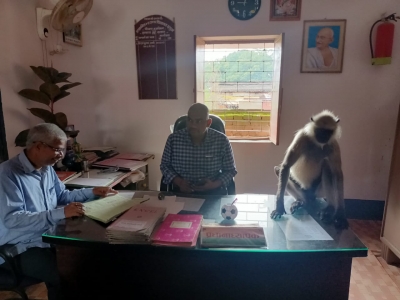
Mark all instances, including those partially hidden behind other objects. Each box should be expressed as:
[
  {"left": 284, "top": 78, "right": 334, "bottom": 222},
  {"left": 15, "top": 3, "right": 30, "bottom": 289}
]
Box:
[
  {"left": 40, "top": 83, "right": 61, "bottom": 101},
  {"left": 53, "top": 91, "right": 70, "bottom": 103},
  {"left": 54, "top": 112, "right": 68, "bottom": 129},
  {"left": 18, "top": 89, "right": 51, "bottom": 106},
  {"left": 28, "top": 108, "right": 56, "bottom": 123},
  {"left": 47, "top": 67, "right": 59, "bottom": 79},
  {"left": 54, "top": 72, "right": 72, "bottom": 83},
  {"left": 60, "top": 82, "right": 81, "bottom": 91},
  {"left": 14, "top": 129, "right": 30, "bottom": 147},
  {"left": 30, "top": 66, "right": 51, "bottom": 83}
]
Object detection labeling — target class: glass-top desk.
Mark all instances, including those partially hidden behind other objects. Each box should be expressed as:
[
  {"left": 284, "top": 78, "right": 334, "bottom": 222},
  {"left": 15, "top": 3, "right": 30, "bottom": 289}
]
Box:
[{"left": 43, "top": 191, "right": 367, "bottom": 300}]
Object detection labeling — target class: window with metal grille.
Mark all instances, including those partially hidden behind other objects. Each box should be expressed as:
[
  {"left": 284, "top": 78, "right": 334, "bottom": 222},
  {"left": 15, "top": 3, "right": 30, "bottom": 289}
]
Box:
[{"left": 195, "top": 35, "right": 284, "bottom": 144}]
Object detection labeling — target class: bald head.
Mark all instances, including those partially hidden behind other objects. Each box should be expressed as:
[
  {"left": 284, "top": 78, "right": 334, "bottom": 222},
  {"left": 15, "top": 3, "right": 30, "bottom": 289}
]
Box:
[
  {"left": 316, "top": 27, "right": 334, "bottom": 50},
  {"left": 187, "top": 103, "right": 212, "bottom": 140},
  {"left": 319, "top": 27, "right": 334, "bottom": 39},
  {"left": 188, "top": 103, "right": 209, "bottom": 119}
]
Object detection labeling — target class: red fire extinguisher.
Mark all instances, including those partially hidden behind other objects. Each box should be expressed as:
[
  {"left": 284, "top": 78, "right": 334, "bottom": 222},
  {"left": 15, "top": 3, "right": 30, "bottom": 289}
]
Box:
[{"left": 370, "top": 13, "right": 399, "bottom": 65}]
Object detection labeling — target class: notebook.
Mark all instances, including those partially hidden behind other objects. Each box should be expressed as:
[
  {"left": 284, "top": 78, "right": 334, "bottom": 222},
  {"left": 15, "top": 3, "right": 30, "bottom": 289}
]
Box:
[
  {"left": 152, "top": 214, "right": 203, "bottom": 247},
  {"left": 83, "top": 194, "right": 144, "bottom": 223}
]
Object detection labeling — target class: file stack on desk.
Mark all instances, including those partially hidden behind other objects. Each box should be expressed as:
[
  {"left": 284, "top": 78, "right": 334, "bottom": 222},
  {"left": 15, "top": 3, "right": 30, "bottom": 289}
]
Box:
[
  {"left": 114, "top": 153, "right": 155, "bottom": 161},
  {"left": 56, "top": 171, "right": 82, "bottom": 183},
  {"left": 65, "top": 169, "right": 131, "bottom": 188},
  {"left": 92, "top": 158, "right": 148, "bottom": 171},
  {"left": 152, "top": 214, "right": 203, "bottom": 248},
  {"left": 83, "top": 146, "right": 119, "bottom": 160},
  {"left": 200, "top": 223, "right": 266, "bottom": 248},
  {"left": 106, "top": 205, "right": 166, "bottom": 244}
]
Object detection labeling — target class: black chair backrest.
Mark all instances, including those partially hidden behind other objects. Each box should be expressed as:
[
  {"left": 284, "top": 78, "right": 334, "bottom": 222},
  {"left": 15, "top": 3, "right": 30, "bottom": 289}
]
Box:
[
  {"left": 0, "top": 244, "right": 41, "bottom": 299},
  {"left": 173, "top": 114, "right": 225, "bottom": 134}
]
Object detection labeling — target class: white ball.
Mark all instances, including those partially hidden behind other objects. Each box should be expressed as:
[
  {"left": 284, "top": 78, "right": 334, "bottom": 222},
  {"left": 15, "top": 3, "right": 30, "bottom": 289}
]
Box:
[{"left": 221, "top": 204, "right": 238, "bottom": 220}]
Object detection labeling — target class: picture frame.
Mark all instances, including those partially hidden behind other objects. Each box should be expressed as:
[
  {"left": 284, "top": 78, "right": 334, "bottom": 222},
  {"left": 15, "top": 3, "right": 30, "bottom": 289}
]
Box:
[
  {"left": 63, "top": 24, "right": 83, "bottom": 47},
  {"left": 300, "top": 19, "right": 346, "bottom": 73},
  {"left": 270, "top": 0, "right": 301, "bottom": 21}
]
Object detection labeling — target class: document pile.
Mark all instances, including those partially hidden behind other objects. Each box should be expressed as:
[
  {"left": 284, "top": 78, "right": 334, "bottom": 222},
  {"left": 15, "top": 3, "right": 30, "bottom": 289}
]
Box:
[
  {"left": 106, "top": 204, "right": 166, "bottom": 244},
  {"left": 55, "top": 171, "right": 82, "bottom": 183}
]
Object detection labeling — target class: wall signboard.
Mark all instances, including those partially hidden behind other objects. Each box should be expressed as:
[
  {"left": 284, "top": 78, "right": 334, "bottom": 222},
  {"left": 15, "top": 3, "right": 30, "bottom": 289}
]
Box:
[{"left": 135, "top": 15, "right": 177, "bottom": 100}]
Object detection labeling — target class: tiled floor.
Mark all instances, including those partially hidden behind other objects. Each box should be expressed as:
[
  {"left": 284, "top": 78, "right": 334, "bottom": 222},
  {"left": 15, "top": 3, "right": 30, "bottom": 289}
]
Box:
[{"left": 1, "top": 219, "right": 400, "bottom": 300}]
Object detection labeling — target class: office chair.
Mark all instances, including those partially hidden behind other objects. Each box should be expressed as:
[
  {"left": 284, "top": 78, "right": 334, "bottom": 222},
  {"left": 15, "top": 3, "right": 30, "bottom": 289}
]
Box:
[
  {"left": 0, "top": 244, "right": 41, "bottom": 300},
  {"left": 173, "top": 114, "right": 226, "bottom": 134},
  {"left": 160, "top": 114, "right": 236, "bottom": 194}
]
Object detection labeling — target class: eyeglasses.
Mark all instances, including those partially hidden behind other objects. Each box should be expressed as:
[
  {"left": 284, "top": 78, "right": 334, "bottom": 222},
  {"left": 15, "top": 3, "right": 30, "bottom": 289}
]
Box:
[{"left": 39, "top": 142, "right": 65, "bottom": 154}]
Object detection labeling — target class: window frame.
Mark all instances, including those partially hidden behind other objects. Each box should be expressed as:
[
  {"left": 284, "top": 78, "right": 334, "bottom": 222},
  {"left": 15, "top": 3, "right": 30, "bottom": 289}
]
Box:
[{"left": 194, "top": 34, "right": 284, "bottom": 145}]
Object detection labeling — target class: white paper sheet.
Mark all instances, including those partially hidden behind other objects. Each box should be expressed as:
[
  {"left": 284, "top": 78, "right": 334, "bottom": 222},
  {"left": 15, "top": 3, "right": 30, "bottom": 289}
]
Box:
[
  {"left": 176, "top": 197, "right": 205, "bottom": 212},
  {"left": 276, "top": 214, "right": 333, "bottom": 241},
  {"left": 66, "top": 177, "right": 115, "bottom": 187},
  {"left": 143, "top": 195, "right": 184, "bottom": 218}
]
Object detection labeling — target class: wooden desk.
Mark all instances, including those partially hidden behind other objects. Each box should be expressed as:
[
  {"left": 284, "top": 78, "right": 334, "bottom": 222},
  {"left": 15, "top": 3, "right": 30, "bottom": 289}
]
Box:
[{"left": 43, "top": 191, "right": 367, "bottom": 300}]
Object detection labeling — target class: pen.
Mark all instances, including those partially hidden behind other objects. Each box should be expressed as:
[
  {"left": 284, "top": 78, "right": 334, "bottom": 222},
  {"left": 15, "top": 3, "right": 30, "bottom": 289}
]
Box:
[{"left": 140, "top": 198, "right": 149, "bottom": 204}]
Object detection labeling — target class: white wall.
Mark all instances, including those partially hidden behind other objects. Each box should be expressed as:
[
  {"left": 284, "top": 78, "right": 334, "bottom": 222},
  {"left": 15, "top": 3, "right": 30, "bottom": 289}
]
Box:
[
  {"left": 0, "top": 0, "right": 45, "bottom": 158},
  {"left": 3, "top": 0, "right": 400, "bottom": 200}
]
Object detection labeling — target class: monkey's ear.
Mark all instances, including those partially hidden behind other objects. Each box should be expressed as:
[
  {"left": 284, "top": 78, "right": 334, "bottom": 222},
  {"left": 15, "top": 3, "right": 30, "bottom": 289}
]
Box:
[
  {"left": 311, "top": 117, "right": 314, "bottom": 122},
  {"left": 336, "top": 118, "right": 340, "bottom": 123}
]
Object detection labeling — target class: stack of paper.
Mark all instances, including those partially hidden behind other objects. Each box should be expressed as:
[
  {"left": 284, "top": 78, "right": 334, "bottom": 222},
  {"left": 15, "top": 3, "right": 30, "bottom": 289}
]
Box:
[
  {"left": 106, "top": 205, "right": 166, "bottom": 244},
  {"left": 152, "top": 214, "right": 203, "bottom": 248},
  {"left": 114, "top": 153, "right": 155, "bottom": 161},
  {"left": 83, "top": 194, "right": 143, "bottom": 223},
  {"left": 92, "top": 158, "right": 148, "bottom": 171},
  {"left": 56, "top": 171, "right": 82, "bottom": 183}
]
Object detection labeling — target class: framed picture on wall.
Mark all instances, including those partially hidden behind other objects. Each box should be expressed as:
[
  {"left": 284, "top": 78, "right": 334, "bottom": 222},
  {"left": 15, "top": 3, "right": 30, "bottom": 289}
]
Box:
[
  {"left": 63, "top": 24, "right": 83, "bottom": 47},
  {"left": 270, "top": 0, "right": 301, "bottom": 21},
  {"left": 300, "top": 19, "right": 346, "bottom": 73}
]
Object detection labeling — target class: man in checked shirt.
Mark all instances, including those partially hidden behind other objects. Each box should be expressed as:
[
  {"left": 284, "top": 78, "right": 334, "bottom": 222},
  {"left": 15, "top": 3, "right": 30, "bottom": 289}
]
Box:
[{"left": 160, "top": 103, "right": 237, "bottom": 195}]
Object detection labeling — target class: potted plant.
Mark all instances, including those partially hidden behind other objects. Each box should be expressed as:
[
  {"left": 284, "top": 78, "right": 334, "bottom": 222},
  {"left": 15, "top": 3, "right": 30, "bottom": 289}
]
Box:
[{"left": 15, "top": 66, "right": 81, "bottom": 147}]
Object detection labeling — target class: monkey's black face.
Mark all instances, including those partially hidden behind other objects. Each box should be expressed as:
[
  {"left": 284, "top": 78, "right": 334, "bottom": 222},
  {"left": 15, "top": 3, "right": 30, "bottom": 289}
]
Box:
[{"left": 314, "top": 128, "right": 334, "bottom": 144}]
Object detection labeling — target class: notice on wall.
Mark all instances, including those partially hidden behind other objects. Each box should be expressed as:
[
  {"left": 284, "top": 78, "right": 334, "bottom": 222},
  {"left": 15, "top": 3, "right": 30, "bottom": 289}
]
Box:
[{"left": 135, "top": 15, "right": 177, "bottom": 100}]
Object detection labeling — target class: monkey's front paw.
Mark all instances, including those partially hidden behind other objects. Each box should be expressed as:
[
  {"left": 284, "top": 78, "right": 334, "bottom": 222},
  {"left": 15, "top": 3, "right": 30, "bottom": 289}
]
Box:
[
  {"left": 270, "top": 208, "right": 286, "bottom": 219},
  {"left": 290, "top": 200, "right": 304, "bottom": 214},
  {"left": 334, "top": 216, "right": 349, "bottom": 230},
  {"left": 319, "top": 205, "right": 335, "bottom": 223}
]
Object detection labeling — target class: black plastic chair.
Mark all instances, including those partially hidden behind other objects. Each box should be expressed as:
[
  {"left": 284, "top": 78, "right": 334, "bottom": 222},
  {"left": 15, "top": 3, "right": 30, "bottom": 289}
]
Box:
[
  {"left": 0, "top": 245, "right": 41, "bottom": 300},
  {"left": 160, "top": 114, "right": 236, "bottom": 194}
]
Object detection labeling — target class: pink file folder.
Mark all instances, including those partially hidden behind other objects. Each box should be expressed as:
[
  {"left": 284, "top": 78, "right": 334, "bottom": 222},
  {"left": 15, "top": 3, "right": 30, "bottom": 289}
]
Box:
[{"left": 152, "top": 214, "right": 203, "bottom": 247}]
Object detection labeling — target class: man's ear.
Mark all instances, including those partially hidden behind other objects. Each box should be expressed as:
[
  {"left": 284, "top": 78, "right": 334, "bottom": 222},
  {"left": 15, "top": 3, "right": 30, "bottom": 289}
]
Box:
[{"left": 206, "top": 118, "right": 212, "bottom": 128}]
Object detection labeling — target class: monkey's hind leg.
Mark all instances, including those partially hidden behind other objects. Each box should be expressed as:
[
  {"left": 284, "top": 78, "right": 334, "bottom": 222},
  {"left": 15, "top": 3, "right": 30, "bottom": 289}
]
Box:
[{"left": 274, "top": 166, "right": 308, "bottom": 215}]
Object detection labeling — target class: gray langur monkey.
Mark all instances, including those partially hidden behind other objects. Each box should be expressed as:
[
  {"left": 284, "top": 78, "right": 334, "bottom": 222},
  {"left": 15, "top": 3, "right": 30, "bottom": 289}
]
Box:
[{"left": 270, "top": 110, "right": 348, "bottom": 229}]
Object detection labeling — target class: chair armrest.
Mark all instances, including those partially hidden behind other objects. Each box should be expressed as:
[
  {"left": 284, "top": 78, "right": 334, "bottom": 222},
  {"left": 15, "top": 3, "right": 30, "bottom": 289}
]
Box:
[
  {"left": 0, "top": 244, "right": 15, "bottom": 261},
  {"left": 0, "top": 244, "right": 20, "bottom": 284}
]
